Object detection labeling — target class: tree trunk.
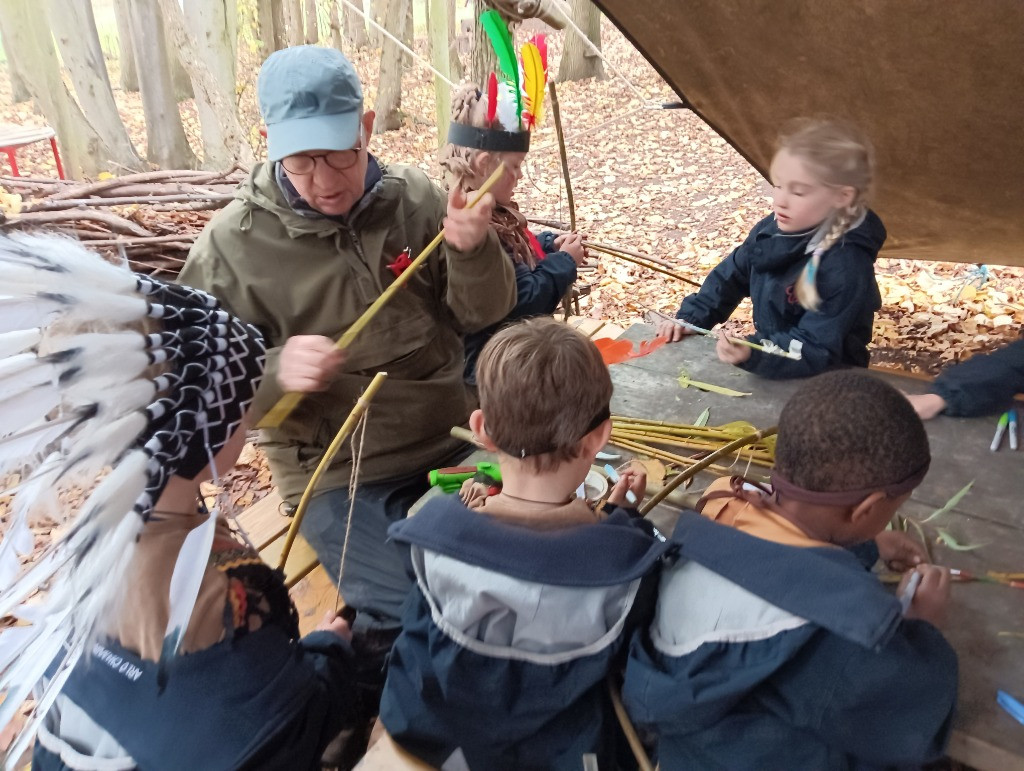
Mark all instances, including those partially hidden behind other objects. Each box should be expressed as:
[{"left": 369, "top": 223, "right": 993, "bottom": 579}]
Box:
[
  {"left": 159, "top": 0, "right": 255, "bottom": 169},
  {"left": 427, "top": 0, "right": 450, "bottom": 146},
  {"left": 113, "top": 0, "right": 139, "bottom": 92},
  {"left": 167, "top": 34, "right": 195, "bottom": 101},
  {"left": 303, "top": 0, "right": 318, "bottom": 43},
  {"left": 556, "top": 0, "right": 605, "bottom": 83},
  {"left": 0, "top": 0, "right": 108, "bottom": 177},
  {"left": 342, "top": 0, "right": 369, "bottom": 49},
  {"left": 470, "top": 0, "right": 499, "bottom": 85},
  {"left": 374, "top": 0, "right": 407, "bottom": 132},
  {"left": 257, "top": 0, "right": 278, "bottom": 57},
  {"left": 446, "top": 0, "right": 460, "bottom": 80},
  {"left": 127, "top": 0, "right": 198, "bottom": 168},
  {"left": 370, "top": 0, "right": 385, "bottom": 46},
  {"left": 270, "top": 0, "right": 289, "bottom": 50},
  {"left": 284, "top": 0, "right": 304, "bottom": 45},
  {"left": 46, "top": 0, "right": 145, "bottom": 171},
  {"left": 402, "top": 0, "right": 412, "bottom": 67},
  {"left": 329, "top": 0, "right": 343, "bottom": 50},
  {"left": 0, "top": 25, "right": 32, "bottom": 102}
]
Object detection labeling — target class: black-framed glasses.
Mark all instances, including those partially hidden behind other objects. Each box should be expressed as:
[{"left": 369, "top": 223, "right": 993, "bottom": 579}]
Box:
[{"left": 281, "top": 138, "right": 364, "bottom": 175}]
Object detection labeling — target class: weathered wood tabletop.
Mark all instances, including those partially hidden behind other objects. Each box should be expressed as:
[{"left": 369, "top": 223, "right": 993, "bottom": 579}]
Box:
[{"left": 610, "top": 324, "right": 1024, "bottom": 770}]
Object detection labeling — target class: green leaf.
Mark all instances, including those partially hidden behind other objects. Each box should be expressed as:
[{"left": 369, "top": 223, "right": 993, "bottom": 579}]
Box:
[
  {"left": 694, "top": 408, "right": 711, "bottom": 427},
  {"left": 677, "top": 372, "right": 751, "bottom": 397},
  {"left": 921, "top": 481, "right": 974, "bottom": 523},
  {"left": 935, "top": 528, "right": 986, "bottom": 551}
]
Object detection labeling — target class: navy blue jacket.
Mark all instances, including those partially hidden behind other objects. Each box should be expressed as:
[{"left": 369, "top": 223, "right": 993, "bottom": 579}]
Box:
[
  {"left": 464, "top": 230, "right": 578, "bottom": 384},
  {"left": 33, "top": 628, "right": 356, "bottom": 771},
  {"left": 932, "top": 336, "right": 1024, "bottom": 417},
  {"left": 624, "top": 512, "right": 957, "bottom": 770},
  {"left": 677, "top": 212, "right": 886, "bottom": 378},
  {"left": 380, "top": 496, "right": 669, "bottom": 770}
]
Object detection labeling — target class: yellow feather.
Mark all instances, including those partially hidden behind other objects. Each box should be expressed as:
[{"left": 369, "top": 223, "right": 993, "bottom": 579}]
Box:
[{"left": 520, "top": 42, "right": 546, "bottom": 128}]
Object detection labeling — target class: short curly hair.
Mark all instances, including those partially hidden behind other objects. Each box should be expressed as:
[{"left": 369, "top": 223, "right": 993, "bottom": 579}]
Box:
[{"left": 775, "top": 370, "right": 930, "bottom": 493}]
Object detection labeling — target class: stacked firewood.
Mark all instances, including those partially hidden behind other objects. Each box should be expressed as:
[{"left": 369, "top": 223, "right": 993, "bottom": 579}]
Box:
[{"left": 0, "top": 168, "right": 246, "bottom": 277}]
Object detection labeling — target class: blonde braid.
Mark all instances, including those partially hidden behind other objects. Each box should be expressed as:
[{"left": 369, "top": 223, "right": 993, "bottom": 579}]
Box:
[{"left": 795, "top": 206, "right": 863, "bottom": 311}]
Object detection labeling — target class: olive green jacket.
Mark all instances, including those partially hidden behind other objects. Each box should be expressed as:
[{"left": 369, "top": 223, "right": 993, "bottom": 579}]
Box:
[{"left": 179, "top": 161, "right": 515, "bottom": 502}]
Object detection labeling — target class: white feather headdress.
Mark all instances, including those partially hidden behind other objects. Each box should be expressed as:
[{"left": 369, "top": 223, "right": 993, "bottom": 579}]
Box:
[{"left": 0, "top": 233, "right": 266, "bottom": 767}]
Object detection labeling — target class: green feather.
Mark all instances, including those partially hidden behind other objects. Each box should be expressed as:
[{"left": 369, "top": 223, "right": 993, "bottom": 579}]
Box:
[{"left": 480, "top": 10, "right": 522, "bottom": 120}]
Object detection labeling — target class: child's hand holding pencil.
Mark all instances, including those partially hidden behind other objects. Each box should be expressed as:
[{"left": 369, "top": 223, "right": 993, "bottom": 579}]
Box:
[{"left": 898, "top": 565, "right": 951, "bottom": 628}]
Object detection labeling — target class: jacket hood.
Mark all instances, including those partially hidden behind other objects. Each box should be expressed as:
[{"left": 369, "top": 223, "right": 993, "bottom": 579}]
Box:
[{"left": 752, "top": 209, "right": 887, "bottom": 272}]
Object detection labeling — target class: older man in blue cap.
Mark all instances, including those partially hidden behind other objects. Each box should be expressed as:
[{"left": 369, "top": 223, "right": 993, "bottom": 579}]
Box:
[{"left": 180, "top": 45, "right": 515, "bottom": 758}]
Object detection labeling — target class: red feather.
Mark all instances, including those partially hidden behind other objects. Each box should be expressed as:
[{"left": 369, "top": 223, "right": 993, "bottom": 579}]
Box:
[
  {"left": 526, "top": 229, "right": 545, "bottom": 261},
  {"left": 486, "top": 72, "right": 498, "bottom": 125},
  {"left": 530, "top": 34, "right": 548, "bottom": 73}
]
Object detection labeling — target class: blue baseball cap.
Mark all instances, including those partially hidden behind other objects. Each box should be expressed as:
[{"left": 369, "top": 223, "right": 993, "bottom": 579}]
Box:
[{"left": 258, "top": 46, "right": 364, "bottom": 162}]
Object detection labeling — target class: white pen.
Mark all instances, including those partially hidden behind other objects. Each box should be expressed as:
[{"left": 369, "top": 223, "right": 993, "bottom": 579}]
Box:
[
  {"left": 899, "top": 570, "right": 923, "bottom": 615},
  {"left": 603, "top": 464, "right": 637, "bottom": 505},
  {"left": 1010, "top": 409, "right": 1019, "bottom": 451}
]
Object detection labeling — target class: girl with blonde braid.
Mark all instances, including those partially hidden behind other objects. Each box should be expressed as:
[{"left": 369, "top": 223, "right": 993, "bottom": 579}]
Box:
[
  {"left": 442, "top": 81, "right": 588, "bottom": 385},
  {"left": 658, "top": 118, "right": 885, "bottom": 378}
]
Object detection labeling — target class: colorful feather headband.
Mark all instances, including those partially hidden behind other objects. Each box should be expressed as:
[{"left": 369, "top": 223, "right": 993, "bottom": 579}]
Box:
[
  {"left": 448, "top": 11, "right": 548, "bottom": 152},
  {"left": 0, "top": 233, "right": 265, "bottom": 766}
]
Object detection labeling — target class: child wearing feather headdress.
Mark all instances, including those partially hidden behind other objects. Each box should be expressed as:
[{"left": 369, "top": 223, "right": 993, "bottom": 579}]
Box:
[
  {"left": 442, "top": 16, "right": 590, "bottom": 385},
  {"left": 658, "top": 118, "right": 885, "bottom": 379},
  {"left": 0, "top": 234, "right": 358, "bottom": 771}
]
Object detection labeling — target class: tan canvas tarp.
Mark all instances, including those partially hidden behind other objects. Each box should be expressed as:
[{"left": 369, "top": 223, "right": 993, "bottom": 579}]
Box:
[{"left": 594, "top": 1, "right": 1024, "bottom": 266}]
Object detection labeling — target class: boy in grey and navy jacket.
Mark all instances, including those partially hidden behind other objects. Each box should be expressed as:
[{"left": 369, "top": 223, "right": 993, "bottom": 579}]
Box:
[
  {"left": 624, "top": 371, "right": 958, "bottom": 770},
  {"left": 379, "top": 318, "right": 668, "bottom": 770}
]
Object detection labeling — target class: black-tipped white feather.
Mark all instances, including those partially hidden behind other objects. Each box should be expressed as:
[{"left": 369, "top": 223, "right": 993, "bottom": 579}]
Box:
[{"left": 0, "top": 233, "right": 266, "bottom": 766}]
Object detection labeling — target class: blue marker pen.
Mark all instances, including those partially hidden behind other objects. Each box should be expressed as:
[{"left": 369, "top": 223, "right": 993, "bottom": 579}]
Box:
[{"left": 1009, "top": 409, "right": 1019, "bottom": 451}]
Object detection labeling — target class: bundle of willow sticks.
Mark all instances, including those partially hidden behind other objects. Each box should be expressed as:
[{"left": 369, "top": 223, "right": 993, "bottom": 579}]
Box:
[{"left": 610, "top": 415, "right": 776, "bottom": 481}]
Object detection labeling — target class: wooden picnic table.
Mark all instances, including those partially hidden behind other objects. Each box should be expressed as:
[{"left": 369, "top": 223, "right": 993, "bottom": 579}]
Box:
[{"left": 609, "top": 323, "right": 1024, "bottom": 771}]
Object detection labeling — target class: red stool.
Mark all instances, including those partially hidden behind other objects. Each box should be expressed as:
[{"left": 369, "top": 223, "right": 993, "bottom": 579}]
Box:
[{"left": 0, "top": 123, "right": 65, "bottom": 179}]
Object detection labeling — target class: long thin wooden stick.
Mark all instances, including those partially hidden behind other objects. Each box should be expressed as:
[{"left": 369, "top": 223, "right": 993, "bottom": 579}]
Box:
[
  {"left": 549, "top": 80, "right": 577, "bottom": 321},
  {"left": 640, "top": 426, "right": 778, "bottom": 515},
  {"left": 608, "top": 679, "right": 655, "bottom": 771},
  {"left": 668, "top": 317, "right": 802, "bottom": 360},
  {"left": 586, "top": 241, "right": 702, "bottom": 287},
  {"left": 258, "top": 163, "right": 507, "bottom": 429},
  {"left": 278, "top": 372, "right": 388, "bottom": 572}
]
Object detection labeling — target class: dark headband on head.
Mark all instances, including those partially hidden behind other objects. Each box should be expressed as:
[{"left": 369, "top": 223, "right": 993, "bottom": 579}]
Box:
[
  {"left": 447, "top": 122, "right": 530, "bottom": 153},
  {"left": 494, "top": 405, "right": 611, "bottom": 460},
  {"left": 770, "top": 459, "right": 930, "bottom": 507}
]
